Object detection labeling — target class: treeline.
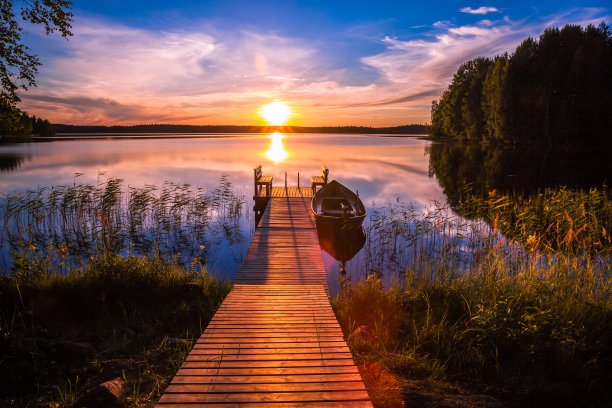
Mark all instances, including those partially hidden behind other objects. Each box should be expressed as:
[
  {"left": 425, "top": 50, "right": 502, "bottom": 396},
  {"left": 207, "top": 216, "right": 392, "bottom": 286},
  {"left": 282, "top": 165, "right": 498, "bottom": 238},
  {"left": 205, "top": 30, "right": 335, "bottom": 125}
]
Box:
[
  {"left": 430, "top": 22, "right": 611, "bottom": 145},
  {"left": 18, "top": 113, "right": 55, "bottom": 136},
  {"left": 54, "top": 123, "right": 429, "bottom": 135},
  {"left": 0, "top": 112, "right": 55, "bottom": 137}
]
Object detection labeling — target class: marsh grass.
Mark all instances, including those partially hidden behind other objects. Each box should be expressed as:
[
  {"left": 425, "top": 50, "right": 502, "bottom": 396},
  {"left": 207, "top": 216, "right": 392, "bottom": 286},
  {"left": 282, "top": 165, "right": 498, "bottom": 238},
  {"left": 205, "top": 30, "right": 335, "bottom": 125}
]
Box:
[
  {"left": 0, "top": 175, "right": 239, "bottom": 406},
  {"left": 0, "top": 250, "right": 231, "bottom": 407},
  {"left": 459, "top": 186, "right": 611, "bottom": 255},
  {"left": 335, "top": 188, "right": 611, "bottom": 407},
  {"left": 1, "top": 174, "right": 246, "bottom": 279}
]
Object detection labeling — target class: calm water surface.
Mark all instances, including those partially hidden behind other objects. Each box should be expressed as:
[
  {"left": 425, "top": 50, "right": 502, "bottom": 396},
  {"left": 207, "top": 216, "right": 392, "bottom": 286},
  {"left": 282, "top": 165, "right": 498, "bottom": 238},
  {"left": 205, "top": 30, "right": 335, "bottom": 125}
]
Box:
[
  {"left": 0, "top": 134, "right": 442, "bottom": 205},
  {"left": 0, "top": 134, "right": 443, "bottom": 291},
  {"left": 4, "top": 134, "right": 605, "bottom": 292}
]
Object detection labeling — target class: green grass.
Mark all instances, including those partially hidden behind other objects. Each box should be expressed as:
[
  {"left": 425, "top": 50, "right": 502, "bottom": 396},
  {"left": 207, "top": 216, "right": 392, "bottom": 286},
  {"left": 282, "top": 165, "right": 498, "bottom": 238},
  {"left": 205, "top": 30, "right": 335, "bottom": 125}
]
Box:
[
  {"left": 0, "top": 250, "right": 231, "bottom": 407},
  {"left": 334, "top": 188, "right": 611, "bottom": 407}
]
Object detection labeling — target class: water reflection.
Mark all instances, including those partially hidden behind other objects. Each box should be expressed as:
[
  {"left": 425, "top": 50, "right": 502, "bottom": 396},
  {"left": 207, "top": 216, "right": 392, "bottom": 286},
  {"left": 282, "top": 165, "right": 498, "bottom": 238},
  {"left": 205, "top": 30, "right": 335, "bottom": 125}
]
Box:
[
  {"left": 265, "top": 132, "right": 288, "bottom": 163},
  {"left": 0, "top": 152, "right": 28, "bottom": 173},
  {"left": 5, "top": 134, "right": 607, "bottom": 289},
  {"left": 316, "top": 222, "right": 366, "bottom": 276},
  {"left": 428, "top": 142, "right": 611, "bottom": 208}
]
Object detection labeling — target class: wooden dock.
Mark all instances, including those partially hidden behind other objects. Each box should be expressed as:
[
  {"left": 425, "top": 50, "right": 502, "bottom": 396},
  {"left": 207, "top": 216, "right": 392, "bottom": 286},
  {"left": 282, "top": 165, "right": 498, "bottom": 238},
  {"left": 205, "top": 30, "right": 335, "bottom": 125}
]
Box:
[{"left": 157, "top": 187, "right": 372, "bottom": 407}]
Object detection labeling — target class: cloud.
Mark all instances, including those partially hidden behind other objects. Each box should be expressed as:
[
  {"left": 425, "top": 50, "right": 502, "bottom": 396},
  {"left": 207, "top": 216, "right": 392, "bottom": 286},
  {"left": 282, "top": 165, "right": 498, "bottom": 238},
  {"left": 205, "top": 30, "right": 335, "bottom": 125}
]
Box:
[
  {"left": 354, "top": 7, "right": 610, "bottom": 125},
  {"left": 460, "top": 6, "right": 499, "bottom": 15},
  {"left": 18, "top": 8, "right": 612, "bottom": 127},
  {"left": 22, "top": 19, "right": 324, "bottom": 125},
  {"left": 433, "top": 20, "right": 452, "bottom": 28}
]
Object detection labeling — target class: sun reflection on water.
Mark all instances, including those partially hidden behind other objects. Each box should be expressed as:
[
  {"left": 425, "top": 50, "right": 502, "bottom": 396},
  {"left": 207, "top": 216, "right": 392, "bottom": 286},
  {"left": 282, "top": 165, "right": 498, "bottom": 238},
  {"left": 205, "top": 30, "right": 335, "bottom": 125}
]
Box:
[{"left": 265, "top": 132, "right": 288, "bottom": 163}]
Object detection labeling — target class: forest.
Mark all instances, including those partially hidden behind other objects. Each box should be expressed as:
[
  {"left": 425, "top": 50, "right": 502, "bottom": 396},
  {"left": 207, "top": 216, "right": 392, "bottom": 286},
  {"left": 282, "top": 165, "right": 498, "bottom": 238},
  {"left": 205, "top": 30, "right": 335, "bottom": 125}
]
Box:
[
  {"left": 53, "top": 123, "right": 429, "bottom": 135},
  {"left": 0, "top": 112, "right": 55, "bottom": 138},
  {"left": 430, "top": 22, "right": 611, "bottom": 145}
]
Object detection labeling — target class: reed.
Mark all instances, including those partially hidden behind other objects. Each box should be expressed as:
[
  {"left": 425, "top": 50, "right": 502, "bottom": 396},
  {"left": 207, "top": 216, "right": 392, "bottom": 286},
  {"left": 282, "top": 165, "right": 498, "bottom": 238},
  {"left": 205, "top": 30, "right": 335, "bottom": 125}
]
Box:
[
  {"left": 0, "top": 175, "right": 240, "bottom": 406},
  {"left": 459, "top": 186, "right": 611, "bottom": 255},
  {"left": 335, "top": 188, "right": 611, "bottom": 407},
  {"left": 1, "top": 174, "right": 246, "bottom": 280}
]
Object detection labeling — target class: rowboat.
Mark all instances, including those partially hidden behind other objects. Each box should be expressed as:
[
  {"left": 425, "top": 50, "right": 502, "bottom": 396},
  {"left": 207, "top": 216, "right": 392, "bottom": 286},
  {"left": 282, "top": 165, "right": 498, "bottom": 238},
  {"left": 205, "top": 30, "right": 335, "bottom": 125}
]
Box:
[
  {"left": 312, "top": 180, "right": 367, "bottom": 272},
  {"left": 311, "top": 180, "right": 366, "bottom": 225}
]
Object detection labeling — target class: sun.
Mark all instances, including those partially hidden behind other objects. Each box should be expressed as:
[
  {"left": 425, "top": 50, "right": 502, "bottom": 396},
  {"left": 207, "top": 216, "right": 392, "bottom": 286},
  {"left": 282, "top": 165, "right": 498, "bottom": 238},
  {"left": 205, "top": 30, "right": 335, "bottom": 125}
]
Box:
[{"left": 260, "top": 101, "right": 291, "bottom": 126}]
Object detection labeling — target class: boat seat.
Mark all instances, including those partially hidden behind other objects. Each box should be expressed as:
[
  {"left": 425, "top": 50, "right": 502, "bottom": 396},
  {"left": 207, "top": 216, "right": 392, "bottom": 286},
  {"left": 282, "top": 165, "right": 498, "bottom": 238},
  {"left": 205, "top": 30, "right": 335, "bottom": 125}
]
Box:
[
  {"left": 321, "top": 197, "right": 351, "bottom": 211},
  {"left": 323, "top": 209, "right": 356, "bottom": 217}
]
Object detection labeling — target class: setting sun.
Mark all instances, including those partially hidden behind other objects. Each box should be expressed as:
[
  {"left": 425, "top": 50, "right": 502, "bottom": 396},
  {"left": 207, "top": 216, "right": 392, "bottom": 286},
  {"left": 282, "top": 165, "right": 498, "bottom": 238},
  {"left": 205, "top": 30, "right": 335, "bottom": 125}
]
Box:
[{"left": 260, "top": 101, "right": 291, "bottom": 126}]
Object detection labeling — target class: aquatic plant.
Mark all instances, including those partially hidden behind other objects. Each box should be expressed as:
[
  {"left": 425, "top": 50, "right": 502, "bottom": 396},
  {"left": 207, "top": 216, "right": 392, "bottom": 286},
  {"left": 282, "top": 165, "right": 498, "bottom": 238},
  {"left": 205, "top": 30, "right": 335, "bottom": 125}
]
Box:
[
  {"left": 335, "top": 190, "right": 611, "bottom": 407},
  {"left": 459, "top": 186, "right": 611, "bottom": 255},
  {"left": 0, "top": 174, "right": 246, "bottom": 279}
]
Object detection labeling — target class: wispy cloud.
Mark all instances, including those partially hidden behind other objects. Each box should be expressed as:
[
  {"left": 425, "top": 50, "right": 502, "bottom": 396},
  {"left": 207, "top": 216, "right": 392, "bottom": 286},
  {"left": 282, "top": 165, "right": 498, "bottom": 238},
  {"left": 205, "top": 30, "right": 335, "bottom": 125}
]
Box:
[
  {"left": 460, "top": 6, "right": 500, "bottom": 15},
  {"left": 433, "top": 20, "right": 452, "bottom": 28},
  {"left": 19, "top": 8, "right": 611, "bottom": 127}
]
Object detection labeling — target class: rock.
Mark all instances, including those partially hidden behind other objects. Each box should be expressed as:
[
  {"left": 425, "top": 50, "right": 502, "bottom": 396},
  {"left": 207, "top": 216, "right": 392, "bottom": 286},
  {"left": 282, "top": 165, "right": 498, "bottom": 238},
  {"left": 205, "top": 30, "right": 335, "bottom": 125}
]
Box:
[{"left": 74, "top": 377, "right": 124, "bottom": 408}]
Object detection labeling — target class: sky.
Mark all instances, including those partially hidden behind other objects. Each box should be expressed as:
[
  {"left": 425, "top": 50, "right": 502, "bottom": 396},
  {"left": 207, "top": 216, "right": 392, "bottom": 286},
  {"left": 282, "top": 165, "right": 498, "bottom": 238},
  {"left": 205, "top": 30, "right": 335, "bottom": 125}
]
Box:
[{"left": 18, "top": 0, "right": 611, "bottom": 127}]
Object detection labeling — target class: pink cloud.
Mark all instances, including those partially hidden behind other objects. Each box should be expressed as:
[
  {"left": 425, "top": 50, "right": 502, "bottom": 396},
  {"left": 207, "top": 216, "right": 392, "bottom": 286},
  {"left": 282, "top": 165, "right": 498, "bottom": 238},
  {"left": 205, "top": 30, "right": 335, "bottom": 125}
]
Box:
[{"left": 18, "top": 9, "right": 611, "bottom": 127}]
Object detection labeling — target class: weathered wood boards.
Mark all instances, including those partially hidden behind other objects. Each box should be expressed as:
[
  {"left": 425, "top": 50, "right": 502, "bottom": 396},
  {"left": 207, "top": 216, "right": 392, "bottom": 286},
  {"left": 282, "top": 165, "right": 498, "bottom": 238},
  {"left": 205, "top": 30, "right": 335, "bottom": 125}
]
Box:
[
  {"left": 158, "top": 195, "right": 372, "bottom": 407},
  {"left": 270, "top": 186, "right": 313, "bottom": 198}
]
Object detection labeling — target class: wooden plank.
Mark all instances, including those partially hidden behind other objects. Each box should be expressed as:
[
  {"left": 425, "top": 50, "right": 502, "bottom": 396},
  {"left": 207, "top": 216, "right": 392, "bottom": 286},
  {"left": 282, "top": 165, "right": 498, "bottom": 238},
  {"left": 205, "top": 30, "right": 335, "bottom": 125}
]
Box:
[
  {"left": 158, "top": 195, "right": 371, "bottom": 406},
  {"left": 165, "top": 382, "right": 366, "bottom": 393},
  {"left": 170, "top": 373, "right": 365, "bottom": 384},
  {"left": 180, "top": 360, "right": 358, "bottom": 368},
  {"left": 158, "top": 402, "right": 372, "bottom": 408},
  {"left": 159, "top": 390, "right": 371, "bottom": 403},
  {"left": 174, "top": 365, "right": 360, "bottom": 376}
]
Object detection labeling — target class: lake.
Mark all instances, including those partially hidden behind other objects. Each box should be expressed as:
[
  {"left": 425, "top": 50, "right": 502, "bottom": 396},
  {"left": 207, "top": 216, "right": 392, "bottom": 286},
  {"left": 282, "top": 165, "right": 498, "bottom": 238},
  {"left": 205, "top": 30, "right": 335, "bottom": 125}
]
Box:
[{"left": 1, "top": 134, "right": 607, "bottom": 293}]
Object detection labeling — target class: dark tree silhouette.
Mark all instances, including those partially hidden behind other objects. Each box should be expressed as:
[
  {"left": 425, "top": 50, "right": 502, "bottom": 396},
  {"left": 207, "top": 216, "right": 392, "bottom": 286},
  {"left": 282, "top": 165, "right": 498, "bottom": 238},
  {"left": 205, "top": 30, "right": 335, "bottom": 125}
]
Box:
[
  {"left": 1, "top": 0, "right": 73, "bottom": 133},
  {"left": 430, "top": 22, "right": 612, "bottom": 146}
]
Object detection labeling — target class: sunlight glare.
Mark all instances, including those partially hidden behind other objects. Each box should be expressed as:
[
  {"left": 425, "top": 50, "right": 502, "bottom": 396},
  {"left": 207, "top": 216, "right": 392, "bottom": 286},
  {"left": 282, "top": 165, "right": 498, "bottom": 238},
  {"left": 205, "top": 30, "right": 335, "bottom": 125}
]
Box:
[
  {"left": 260, "top": 101, "right": 291, "bottom": 126},
  {"left": 265, "top": 132, "right": 288, "bottom": 163}
]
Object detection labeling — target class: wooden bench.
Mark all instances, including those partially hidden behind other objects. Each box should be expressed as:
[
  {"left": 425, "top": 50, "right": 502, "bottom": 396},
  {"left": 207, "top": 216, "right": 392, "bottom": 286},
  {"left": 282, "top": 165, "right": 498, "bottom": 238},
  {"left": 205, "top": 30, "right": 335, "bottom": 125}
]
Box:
[
  {"left": 311, "top": 165, "right": 329, "bottom": 194},
  {"left": 253, "top": 165, "right": 273, "bottom": 196}
]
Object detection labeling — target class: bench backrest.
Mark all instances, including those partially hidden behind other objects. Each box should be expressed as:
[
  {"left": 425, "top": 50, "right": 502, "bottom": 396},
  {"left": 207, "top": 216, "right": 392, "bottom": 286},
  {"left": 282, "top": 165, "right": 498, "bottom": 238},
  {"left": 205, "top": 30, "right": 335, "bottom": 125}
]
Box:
[
  {"left": 254, "top": 165, "right": 263, "bottom": 180},
  {"left": 322, "top": 166, "right": 329, "bottom": 183}
]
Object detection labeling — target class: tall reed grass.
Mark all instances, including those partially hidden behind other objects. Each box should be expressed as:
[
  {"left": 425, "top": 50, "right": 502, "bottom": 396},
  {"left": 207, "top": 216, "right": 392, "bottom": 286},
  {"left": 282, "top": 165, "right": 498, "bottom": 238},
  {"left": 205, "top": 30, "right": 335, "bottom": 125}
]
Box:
[
  {"left": 0, "top": 175, "right": 240, "bottom": 406},
  {"left": 335, "top": 188, "right": 611, "bottom": 406},
  {"left": 0, "top": 174, "right": 246, "bottom": 281},
  {"left": 459, "top": 186, "right": 611, "bottom": 255}
]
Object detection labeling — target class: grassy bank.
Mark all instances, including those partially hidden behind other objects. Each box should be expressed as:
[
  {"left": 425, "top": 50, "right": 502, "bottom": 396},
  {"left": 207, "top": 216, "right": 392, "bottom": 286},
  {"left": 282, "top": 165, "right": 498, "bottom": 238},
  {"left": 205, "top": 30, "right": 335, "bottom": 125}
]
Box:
[
  {"left": 334, "top": 188, "right": 611, "bottom": 407},
  {"left": 0, "top": 176, "right": 241, "bottom": 406},
  {"left": 0, "top": 250, "right": 231, "bottom": 407}
]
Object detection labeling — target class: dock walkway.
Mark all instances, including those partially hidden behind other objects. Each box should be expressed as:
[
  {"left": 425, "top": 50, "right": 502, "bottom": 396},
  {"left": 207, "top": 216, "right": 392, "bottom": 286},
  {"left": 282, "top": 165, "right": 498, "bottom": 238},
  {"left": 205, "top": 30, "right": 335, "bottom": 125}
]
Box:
[{"left": 158, "top": 188, "right": 372, "bottom": 406}]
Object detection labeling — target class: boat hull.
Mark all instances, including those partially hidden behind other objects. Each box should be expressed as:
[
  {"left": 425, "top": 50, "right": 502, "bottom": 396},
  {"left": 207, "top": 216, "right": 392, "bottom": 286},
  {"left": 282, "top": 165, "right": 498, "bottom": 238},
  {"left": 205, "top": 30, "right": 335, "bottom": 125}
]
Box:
[{"left": 312, "top": 180, "right": 367, "bottom": 262}]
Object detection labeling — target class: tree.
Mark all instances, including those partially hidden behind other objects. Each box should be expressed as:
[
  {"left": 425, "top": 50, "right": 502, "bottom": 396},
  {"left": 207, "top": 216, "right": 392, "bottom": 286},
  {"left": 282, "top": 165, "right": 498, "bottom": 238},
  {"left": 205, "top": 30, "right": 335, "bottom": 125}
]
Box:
[
  {"left": 482, "top": 54, "right": 511, "bottom": 142},
  {"left": 1, "top": 0, "right": 73, "bottom": 132},
  {"left": 430, "top": 22, "right": 611, "bottom": 145}
]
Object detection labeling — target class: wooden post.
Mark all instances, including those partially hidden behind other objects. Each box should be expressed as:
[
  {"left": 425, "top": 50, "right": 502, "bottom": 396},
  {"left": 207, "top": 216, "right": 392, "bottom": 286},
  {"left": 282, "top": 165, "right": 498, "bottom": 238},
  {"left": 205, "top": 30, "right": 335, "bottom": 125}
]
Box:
[
  {"left": 284, "top": 172, "right": 287, "bottom": 191},
  {"left": 298, "top": 172, "right": 300, "bottom": 188}
]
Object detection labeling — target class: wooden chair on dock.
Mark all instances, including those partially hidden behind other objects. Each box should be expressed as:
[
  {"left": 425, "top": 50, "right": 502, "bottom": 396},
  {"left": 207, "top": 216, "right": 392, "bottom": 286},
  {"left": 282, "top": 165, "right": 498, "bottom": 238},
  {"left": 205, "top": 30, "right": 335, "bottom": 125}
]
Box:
[
  {"left": 311, "top": 165, "right": 329, "bottom": 194},
  {"left": 254, "top": 165, "right": 273, "bottom": 196}
]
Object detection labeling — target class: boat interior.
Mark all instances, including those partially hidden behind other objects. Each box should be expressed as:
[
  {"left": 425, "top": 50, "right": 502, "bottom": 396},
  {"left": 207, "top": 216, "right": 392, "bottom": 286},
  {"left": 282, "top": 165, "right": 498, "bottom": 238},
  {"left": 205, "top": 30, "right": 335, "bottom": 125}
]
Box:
[{"left": 321, "top": 197, "right": 356, "bottom": 216}]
